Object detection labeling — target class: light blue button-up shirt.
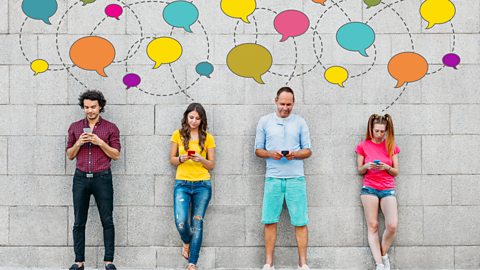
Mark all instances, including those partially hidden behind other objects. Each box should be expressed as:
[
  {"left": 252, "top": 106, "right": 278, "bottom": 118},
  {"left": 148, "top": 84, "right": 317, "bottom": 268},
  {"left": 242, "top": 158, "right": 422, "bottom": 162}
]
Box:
[{"left": 255, "top": 112, "right": 312, "bottom": 178}]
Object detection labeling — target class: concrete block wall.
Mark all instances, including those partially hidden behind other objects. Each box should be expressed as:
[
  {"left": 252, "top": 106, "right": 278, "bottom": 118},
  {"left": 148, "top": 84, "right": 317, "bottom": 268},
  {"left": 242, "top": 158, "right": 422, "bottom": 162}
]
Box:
[{"left": 1, "top": 0, "right": 479, "bottom": 269}]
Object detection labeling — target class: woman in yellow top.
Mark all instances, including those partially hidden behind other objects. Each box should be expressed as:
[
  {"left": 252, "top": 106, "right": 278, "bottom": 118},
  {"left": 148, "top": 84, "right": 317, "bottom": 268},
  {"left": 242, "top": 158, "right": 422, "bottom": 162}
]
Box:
[{"left": 169, "top": 103, "right": 215, "bottom": 270}]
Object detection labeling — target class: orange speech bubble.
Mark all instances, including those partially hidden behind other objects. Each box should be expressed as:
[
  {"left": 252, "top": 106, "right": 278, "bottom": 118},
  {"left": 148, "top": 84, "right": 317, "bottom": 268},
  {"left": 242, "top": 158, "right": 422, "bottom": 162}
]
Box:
[
  {"left": 69, "top": 36, "right": 115, "bottom": 77},
  {"left": 312, "top": 0, "right": 326, "bottom": 5},
  {"left": 387, "top": 52, "right": 428, "bottom": 88}
]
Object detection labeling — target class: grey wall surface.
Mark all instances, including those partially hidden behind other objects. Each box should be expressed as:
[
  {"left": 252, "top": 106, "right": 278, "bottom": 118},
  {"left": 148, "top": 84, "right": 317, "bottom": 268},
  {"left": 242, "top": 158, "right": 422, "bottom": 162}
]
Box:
[{"left": 1, "top": 0, "right": 480, "bottom": 269}]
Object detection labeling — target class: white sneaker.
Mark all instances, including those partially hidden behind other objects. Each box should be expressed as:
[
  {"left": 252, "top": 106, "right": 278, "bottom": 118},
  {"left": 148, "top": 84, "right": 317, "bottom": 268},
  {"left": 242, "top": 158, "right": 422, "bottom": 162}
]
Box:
[
  {"left": 375, "top": 263, "right": 385, "bottom": 270},
  {"left": 382, "top": 254, "right": 391, "bottom": 270},
  {"left": 298, "top": 264, "right": 310, "bottom": 270},
  {"left": 262, "top": 264, "right": 275, "bottom": 270}
]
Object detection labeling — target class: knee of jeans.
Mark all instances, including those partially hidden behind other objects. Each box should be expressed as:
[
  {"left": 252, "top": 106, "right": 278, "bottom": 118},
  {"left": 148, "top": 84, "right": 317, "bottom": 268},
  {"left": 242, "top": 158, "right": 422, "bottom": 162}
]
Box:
[
  {"left": 100, "top": 216, "right": 114, "bottom": 228},
  {"left": 192, "top": 215, "right": 204, "bottom": 230}
]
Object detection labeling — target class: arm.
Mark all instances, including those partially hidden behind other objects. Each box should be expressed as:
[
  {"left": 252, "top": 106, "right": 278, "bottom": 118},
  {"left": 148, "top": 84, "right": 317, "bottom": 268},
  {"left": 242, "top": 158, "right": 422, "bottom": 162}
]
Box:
[
  {"left": 380, "top": 154, "right": 399, "bottom": 177},
  {"left": 255, "top": 148, "right": 283, "bottom": 160},
  {"left": 356, "top": 154, "right": 374, "bottom": 175},
  {"left": 89, "top": 134, "right": 120, "bottom": 160},
  {"left": 170, "top": 141, "right": 188, "bottom": 166},
  {"left": 66, "top": 133, "right": 89, "bottom": 160},
  {"left": 285, "top": 148, "right": 312, "bottom": 160},
  {"left": 191, "top": 147, "right": 215, "bottom": 170}
]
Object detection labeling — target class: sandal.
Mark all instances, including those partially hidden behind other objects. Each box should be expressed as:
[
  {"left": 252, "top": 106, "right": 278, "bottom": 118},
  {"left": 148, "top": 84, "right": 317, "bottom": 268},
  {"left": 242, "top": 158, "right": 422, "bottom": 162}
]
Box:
[
  {"left": 182, "top": 243, "right": 190, "bottom": 260},
  {"left": 187, "top": 263, "right": 197, "bottom": 270}
]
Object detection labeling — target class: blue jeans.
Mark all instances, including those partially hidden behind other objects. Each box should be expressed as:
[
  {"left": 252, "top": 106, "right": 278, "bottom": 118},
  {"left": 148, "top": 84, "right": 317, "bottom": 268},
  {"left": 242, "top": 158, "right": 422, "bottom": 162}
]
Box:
[{"left": 173, "top": 180, "right": 212, "bottom": 264}]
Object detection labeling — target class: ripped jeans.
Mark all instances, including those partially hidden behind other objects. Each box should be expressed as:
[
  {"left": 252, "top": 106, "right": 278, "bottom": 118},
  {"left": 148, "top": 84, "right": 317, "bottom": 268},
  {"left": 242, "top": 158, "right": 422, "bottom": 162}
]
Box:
[{"left": 173, "top": 180, "right": 212, "bottom": 264}]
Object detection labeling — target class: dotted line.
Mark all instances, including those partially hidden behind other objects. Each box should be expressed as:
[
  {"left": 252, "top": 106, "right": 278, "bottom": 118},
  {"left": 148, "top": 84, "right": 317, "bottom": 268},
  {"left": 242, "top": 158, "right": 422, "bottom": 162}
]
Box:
[
  {"left": 252, "top": 15, "right": 259, "bottom": 44},
  {"left": 381, "top": 83, "right": 408, "bottom": 112},
  {"left": 368, "top": 0, "right": 414, "bottom": 51},
  {"left": 19, "top": 17, "right": 30, "bottom": 63},
  {"left": 90, "top": 17, "right": 106, "bottom": 36},
  {"left": 123, "top": 0, "right": 169, "bottom": 6},
  {"left": 330, "top": 0, "right": 352, "bottom": 22},
  {"left": 350, "top": 43, "right": 377, "bottom": 78},
  {"left": 56, "top": 1, "right": 89, "bottom": 89},
  {"left": 426, "top": 22, "right": 456, "bottom": 75},
  {"left": 113, "top": 0, "right": 144, "bottom": 64}
]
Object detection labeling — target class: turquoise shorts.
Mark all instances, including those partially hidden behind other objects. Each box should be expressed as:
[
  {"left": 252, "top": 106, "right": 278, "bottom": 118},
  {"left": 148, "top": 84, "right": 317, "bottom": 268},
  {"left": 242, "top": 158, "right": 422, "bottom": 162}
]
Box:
[{"left": 262, "top": 176, "right": 308, "bottom": 226}]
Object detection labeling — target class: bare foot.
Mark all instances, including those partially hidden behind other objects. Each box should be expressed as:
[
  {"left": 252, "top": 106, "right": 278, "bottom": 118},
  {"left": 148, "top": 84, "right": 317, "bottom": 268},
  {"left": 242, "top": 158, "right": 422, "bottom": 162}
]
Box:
[{"left": 182, "top": 243, "right": 190, "bottom": 260}]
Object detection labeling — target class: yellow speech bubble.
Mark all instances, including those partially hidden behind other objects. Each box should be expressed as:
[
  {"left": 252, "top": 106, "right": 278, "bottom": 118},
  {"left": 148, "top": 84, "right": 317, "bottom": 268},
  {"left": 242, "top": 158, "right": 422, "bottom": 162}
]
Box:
[
  {"left": 220, "top": 0, "right": 256, "bottom": 23},
  {"left": 146, "top": 37, "right": 182, "bottom": 69},
  {"left": 420, "top": 0, "right": 455, "bottom": 29},
  {"left": 30, "top": 59, "right": 49, "bottom": 76},
  {"left": 324, "top": 66, "right": 349, "bottom": 87},
  {"left": 226, "top": 43, "right": 272, "bottom": 84}
]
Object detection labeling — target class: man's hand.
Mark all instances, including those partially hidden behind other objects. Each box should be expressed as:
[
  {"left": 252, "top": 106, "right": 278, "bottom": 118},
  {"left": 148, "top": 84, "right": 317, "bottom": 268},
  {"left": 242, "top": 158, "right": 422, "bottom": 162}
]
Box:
[{"left": 86, "top": 133, "right": 105, "bottom": 146}]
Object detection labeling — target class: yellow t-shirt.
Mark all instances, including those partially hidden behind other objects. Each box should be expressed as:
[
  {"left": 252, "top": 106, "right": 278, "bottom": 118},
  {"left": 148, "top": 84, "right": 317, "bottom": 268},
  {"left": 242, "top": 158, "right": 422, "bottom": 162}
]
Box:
[{"left": 171, "top": 129, "right": 216, "bottom": 181}]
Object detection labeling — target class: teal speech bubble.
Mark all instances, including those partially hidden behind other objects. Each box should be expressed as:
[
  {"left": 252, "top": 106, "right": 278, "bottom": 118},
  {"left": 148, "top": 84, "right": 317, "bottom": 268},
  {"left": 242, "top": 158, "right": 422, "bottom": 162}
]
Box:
[
  {"left": 336, "top": 22, "right": 375, "bottom": 57},
  {"left": 163, "top": 1, "right": 199, "bottom": 33},
  {"left": 21, "top": 0, "right": 58, "bottom": 25},
  {"left": 195, "top": 62, "right": 214, "bottom": 78}
]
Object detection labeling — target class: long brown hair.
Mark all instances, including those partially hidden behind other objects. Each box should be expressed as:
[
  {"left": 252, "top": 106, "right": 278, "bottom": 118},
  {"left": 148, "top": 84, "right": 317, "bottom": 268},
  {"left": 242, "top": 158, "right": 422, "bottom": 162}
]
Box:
[
  {"left": 180, "top": 103, "right": 208, "bottom": 152},
  {"left": 365, "top": 114, "right": 395, "bottom": 156}
]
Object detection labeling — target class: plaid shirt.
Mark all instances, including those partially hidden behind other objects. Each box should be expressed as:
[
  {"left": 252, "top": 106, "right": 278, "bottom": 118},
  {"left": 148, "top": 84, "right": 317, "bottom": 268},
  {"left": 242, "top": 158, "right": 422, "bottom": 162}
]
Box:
[{"left": 67, "top": 116, "right": 121, "bottom": 173}]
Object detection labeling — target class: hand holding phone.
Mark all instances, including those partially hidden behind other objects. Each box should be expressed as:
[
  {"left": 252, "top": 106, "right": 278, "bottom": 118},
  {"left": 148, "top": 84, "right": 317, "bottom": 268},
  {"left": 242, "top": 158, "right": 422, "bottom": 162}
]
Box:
[
  {"left": 281, "top": 150, "right": 289, "bottom": 156},
  {"left": 83, "top": 127, "right": 91, "bottom": 134},
  {"left": 373, "top": 159, "right": 380, "bottom": 165},
  {"left": 187, "top": 150, "right": 195, "bottom": 157}
]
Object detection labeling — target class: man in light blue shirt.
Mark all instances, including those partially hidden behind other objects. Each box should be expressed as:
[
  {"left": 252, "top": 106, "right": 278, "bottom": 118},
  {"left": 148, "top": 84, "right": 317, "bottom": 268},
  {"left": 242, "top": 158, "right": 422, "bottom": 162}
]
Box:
[{"left": 255, "top": 87, "right": 312, "bottom": 270}]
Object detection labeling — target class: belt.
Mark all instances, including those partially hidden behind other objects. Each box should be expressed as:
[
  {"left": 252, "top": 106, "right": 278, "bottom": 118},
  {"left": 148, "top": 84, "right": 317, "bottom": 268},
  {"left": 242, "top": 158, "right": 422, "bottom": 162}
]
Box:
[{"left": 75, "top": 168, "right": 111, "bottom": 178}]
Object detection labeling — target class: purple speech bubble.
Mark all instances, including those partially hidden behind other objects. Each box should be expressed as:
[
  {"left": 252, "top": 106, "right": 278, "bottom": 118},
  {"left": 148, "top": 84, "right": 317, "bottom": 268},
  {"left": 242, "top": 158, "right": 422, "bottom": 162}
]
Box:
[
  {"left": 274, "top": 10, "right": 310, "bottom": 42},
  {"left": 442, "top": 53, "right": 460, "bottom": 69},
  {"left": 105, "top": 4, "right": 123, "bottom": 20},
  {"left": 123, "top": 73, "right": 141, "bottom": 89}
]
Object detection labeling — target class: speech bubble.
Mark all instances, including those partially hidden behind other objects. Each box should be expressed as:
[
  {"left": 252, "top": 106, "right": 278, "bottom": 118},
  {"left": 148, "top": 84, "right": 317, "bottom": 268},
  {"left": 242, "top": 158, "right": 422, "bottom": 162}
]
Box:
[
  {"left": 80, "top": 0, "right": 96, "bottom": 6},
  {"left": 69, "top": 36, "right": 116, "bottom": 77},
  {"left": 324, "top": 66, "right": 348, "bottom": 87},
  {"left": 163, "top": 1, "right": 199, "bottom": 32},
  {"left": 442, "top": 53, "right": 460, "bottom": 69},
  {"left": 227, "top": 43, "right": 272, "bottom": 84},
  {"left": 195, "top": 62, "right": 214, "bottom": 78},
  {"left": 146, "top": 37, "right": 182, "bottom": 69},
  {"left": 21, "top": 0, "right": 58, "bottom": 25},
  {"left": 220, "top": 0, "right": 256, "bottom": 23},
  {"left": 30, "top": 59, "right": 49, "bottom": 76},
  {"left": 364, "top": 0, "right": 381, "bottom": 8},
  {"left": 105, "top": 4, "right": 123, "bottom": 20},
  {"left": 388, "top": 52, "right": 428, "bottom": 88},
  {"left": 123, "top": 73, "right": 141, "bottom": 89},
  {"left": 312, "top": 0, "right": 326, "bottom": 6},
  {"left": 274, "top": 10, "right": 310, "bottom": 42},
  {"left": 336, "top": 22, "right": 375, "bottom": 57},
  {"left": 420, "top": 0, "right": 455, "bottom": 29}
]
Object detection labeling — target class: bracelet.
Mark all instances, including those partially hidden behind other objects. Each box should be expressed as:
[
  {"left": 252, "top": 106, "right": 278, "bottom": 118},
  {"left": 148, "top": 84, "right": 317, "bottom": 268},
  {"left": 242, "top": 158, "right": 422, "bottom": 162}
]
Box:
[{"left": 178, "top": 156, "right": 182, "bottom": 163}]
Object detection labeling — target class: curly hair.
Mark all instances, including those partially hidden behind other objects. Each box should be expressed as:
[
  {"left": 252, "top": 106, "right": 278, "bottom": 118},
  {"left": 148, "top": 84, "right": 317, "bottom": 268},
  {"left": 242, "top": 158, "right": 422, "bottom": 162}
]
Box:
[{"left": 78, "top": 90, "right": 107, "bottom": 113}]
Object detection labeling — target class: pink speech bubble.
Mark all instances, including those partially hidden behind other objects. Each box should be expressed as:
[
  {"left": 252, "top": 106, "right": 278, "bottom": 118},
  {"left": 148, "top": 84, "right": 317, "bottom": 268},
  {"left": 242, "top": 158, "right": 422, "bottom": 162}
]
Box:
[
  {"left": 274, "top": 10, "right": 310, "bottom": 42},
  {"left": 105, "top": 4, "right": 123, "bottom": 20}
]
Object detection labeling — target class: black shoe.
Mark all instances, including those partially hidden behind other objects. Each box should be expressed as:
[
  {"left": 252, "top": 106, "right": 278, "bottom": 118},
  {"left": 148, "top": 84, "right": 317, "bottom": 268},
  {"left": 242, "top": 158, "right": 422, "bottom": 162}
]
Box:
[
  {"left": 105, "top": 263, "right": 117, "bottom": 270},
  {"left": 69, "top": 263, "right": 84, "bottom": 270}
]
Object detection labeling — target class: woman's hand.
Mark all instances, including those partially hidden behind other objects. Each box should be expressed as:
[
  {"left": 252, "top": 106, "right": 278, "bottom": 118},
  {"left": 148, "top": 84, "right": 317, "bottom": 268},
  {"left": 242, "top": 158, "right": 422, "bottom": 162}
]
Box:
[
  {"left": 179, "top": 154, "right": 190, "bottom": 163},
  {"left": 377, "top": 162, "right": 392, "bottom": 172}
]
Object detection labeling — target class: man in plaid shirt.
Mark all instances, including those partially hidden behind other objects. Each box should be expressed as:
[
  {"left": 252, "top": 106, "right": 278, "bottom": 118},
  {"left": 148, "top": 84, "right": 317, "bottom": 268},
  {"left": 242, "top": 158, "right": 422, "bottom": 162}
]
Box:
[{"left": 66, "top": 90, "right": 121, "bottom": 270}]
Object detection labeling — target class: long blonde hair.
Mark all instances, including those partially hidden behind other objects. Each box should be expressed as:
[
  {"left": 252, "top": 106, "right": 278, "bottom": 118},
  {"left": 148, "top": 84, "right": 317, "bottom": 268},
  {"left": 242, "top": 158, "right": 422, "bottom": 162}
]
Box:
[{"left": 365, "top": 114, "right": 395, "bottom": 156}]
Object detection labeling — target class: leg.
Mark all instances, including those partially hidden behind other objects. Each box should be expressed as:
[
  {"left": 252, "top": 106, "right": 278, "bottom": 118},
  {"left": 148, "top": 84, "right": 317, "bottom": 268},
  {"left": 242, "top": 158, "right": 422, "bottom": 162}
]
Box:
[
  {"left": 295, "top": 226, "right": 308, "bottom": 266},
  {"left": 361, "top": 195, "right": 382, "bottom": 264},
  {"left": 380, "top": 196, "right": 398, "bottom": 256},
  {"left": 72, "top": 175, "right": 91, "bottom": 264},
  {"left": 261, "top": 178, "right": 284, "bottom": 267},
  {"left": 174, "top": 181, "right": 193, "bottom": 250},
  {"left": 285, "top": 177, "right": 309, "bottom": 266},
  {"left": 188, "top": 181, "right": 212, "bottom": 265},
  {"left": 92, "top": 173, "right": 115, "bottom": 263},
  {"left": 264, "top": 223, "right": 277, "bottom": 266}
]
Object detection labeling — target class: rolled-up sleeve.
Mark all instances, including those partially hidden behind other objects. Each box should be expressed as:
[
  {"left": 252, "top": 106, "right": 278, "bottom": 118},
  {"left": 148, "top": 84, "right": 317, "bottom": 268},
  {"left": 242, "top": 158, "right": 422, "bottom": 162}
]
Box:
[
  {"left": 66, "top": 124, "right": 76, "bottom": 150},
  {"left": 299, "top": 118, "right": 311, "bottom": 149},
  {"left": 109, "top": 124, "right": 121, "bottom": 152},
  {"left": 254, "top": 117, "right": 266, "bottom": 150}
]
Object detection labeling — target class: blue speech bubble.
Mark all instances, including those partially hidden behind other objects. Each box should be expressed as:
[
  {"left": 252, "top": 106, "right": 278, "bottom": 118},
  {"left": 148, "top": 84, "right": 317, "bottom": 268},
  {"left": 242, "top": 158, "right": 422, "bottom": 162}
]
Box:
[
  {"left": 21, "top": 0, "right": 58, "bottom": 25},
  {"left": 336, "top": 22, "right": 375, "bottom": 57},
  {"left": 195, "top": 62, "right": 214, "bottom": 78},
  {"left": 163, "top": 1, "right": 199, "bottom": 33}
]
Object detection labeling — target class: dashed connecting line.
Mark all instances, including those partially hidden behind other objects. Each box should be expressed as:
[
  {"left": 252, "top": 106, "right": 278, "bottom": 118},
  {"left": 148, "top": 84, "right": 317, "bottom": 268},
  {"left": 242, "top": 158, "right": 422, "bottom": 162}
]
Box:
[{"left": 19, "top": 0, "right": 458, "bottom": 110}]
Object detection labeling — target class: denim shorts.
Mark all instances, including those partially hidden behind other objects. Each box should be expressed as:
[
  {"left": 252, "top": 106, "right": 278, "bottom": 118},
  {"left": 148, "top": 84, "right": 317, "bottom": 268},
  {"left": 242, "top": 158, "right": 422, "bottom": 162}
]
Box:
[
  {"left": 262, "top": 177, "right": 308, "bottom": 226},
  {"left": 360, "top": 186, "right": 396, "bottom": 199}
]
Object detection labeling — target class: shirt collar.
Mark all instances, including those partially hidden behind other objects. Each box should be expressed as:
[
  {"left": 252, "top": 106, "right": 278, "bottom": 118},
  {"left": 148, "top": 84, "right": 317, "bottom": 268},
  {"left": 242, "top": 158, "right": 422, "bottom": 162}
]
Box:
[
  {"left": 83, "top": 115, "right": 103, "bottom": 127},
  {"left": 274, "top": 112, "right": 292, "bottom": 125}
]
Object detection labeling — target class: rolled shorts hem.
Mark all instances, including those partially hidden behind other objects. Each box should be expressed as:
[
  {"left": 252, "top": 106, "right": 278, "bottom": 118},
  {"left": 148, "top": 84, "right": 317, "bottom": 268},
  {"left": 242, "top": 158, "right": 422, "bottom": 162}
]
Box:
[{"left": 262, "top": 219, "right": 279, "bottom": 224}]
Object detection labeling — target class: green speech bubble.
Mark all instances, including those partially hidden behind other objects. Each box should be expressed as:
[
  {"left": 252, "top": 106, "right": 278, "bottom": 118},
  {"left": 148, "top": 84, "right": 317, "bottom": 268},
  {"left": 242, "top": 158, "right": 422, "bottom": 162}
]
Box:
[
  {"left": 363, "top": 0, "right": 381, "bottom": 8},
  {"left": 226, "top": 43, "right": 272, "bottom": 84}
]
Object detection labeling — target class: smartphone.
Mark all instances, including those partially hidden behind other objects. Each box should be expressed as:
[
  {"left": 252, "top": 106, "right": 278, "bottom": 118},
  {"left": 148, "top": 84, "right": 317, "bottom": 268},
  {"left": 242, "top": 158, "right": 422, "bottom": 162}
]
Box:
[
  {"left": 83, "top": 127, "right": 91, "bottom": 133},
  {"left": 281, "top": 150, "right": 289, "bottom": 156},
  {"left": 187, "top": 150, "right": 195, "bottom": 157},
  {"left": 373, "top": 159, "right": 380, "bottom": 165}
]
